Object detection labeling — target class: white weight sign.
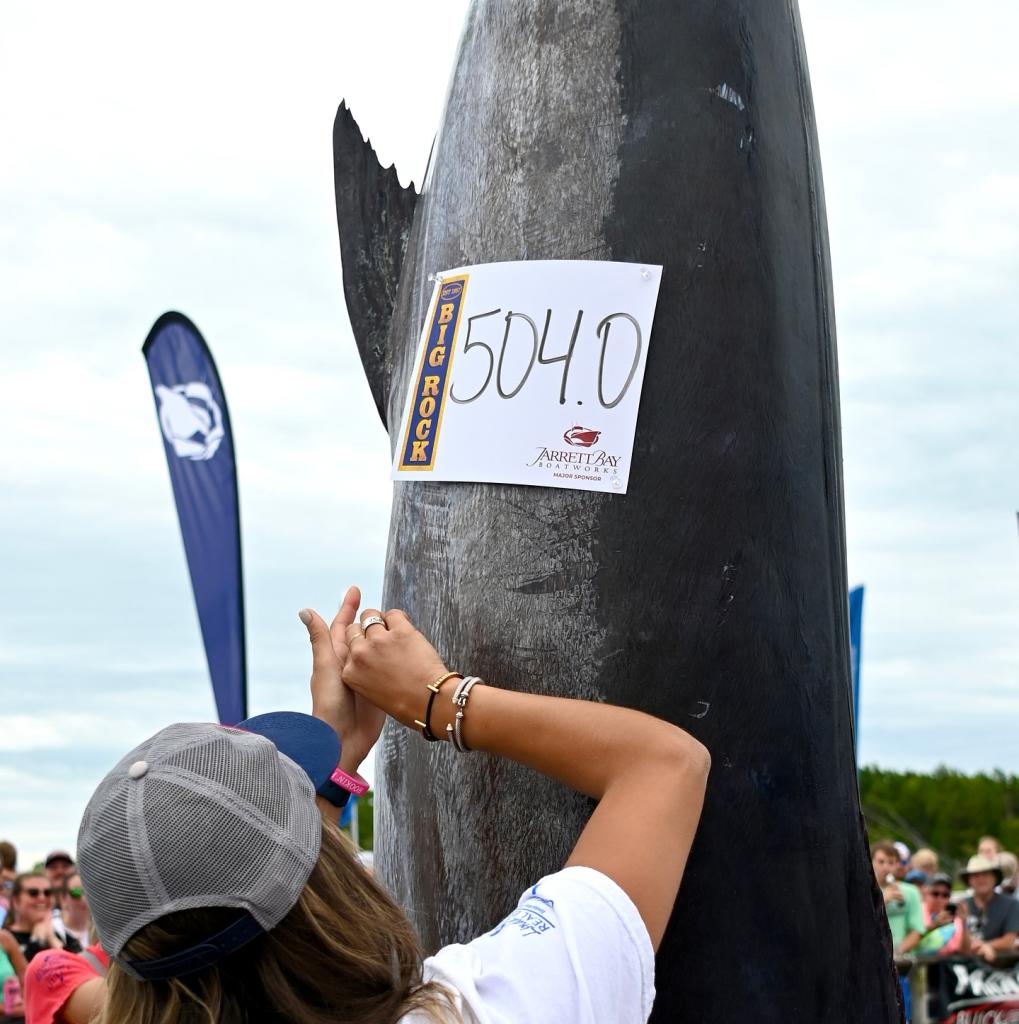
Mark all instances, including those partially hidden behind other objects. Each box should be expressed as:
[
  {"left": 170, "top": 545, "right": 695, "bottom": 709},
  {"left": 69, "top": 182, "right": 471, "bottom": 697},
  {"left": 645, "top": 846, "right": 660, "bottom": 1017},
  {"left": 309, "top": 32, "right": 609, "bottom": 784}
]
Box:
[{"left": 392, "top": 260, "right": 663, "bottom": 494}]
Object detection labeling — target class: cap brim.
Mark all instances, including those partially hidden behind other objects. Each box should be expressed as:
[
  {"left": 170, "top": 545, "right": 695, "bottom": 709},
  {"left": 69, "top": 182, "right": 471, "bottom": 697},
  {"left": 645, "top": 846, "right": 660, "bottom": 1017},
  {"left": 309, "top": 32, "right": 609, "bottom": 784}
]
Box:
[{"left": 237, "top": 712, "right": 339, "bottom": 790}]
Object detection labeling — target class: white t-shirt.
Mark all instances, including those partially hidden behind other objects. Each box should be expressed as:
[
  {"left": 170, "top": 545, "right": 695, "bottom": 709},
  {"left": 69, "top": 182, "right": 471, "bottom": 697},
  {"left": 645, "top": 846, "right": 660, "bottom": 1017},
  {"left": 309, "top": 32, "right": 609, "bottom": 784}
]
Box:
[{"left": 402, "top": 865, "right": 655, "bottom": 1024}]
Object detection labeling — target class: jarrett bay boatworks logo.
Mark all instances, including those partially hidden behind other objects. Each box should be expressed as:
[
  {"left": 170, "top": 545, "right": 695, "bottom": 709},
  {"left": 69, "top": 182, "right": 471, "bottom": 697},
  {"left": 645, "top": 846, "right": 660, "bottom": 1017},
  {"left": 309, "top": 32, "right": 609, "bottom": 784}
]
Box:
[
  {"left": 529, "top": 424, "right": 622, "bottom": 490},
  {"left": 155, "top": 383, "right": 224, "bottom": 461},
  {"left": 563, "top": 425, "right": 601, "bottom": 448}
]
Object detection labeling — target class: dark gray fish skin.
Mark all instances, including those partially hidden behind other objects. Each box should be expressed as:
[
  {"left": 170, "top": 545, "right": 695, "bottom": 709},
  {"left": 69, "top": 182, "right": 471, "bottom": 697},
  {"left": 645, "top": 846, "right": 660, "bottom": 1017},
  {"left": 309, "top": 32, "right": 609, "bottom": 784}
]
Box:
[
  {"left": 334, "top": 1, "right": 901, "bottom": 1020},
  {"left": 332, "top": 101, "right": 417, "bottom": 426}
]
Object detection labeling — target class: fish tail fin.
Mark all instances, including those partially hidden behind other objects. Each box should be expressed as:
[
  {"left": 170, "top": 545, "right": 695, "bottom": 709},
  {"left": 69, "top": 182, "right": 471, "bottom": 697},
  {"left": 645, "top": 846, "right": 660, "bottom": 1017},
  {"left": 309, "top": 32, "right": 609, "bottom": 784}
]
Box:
[{"left": 332, "top": 100, "right": 419, "bottom": 428}]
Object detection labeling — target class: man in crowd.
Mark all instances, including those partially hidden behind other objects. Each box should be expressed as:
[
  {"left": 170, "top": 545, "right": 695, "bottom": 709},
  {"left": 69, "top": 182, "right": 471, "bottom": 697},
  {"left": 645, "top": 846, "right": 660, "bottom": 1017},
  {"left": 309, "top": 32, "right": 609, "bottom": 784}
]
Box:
[
  {"left": 42, "top": 853, "right": 74, "bottom": 891},
  {"left": 873, "top": 840, "right": 924, "bottom": 955},
  {"left": 958, "top": 855, "right": 1019, "bottom": 962},
  {"left": 893, "top": 842, "right": 912, "bottom": 880},
  {"left": 998, "top": 851, "right": 1018, "bottom": 898},
  {"left": 43, "top": 852, "right": 75, "bottom": 939},
  {"left": 977, "top": 836, "right": 1002, "bottom": 862}
]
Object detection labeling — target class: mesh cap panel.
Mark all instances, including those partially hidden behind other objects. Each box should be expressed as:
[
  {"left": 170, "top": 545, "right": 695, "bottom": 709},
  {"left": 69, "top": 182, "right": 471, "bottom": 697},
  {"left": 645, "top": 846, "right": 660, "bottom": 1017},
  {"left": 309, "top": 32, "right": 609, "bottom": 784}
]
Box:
[{"left": 77, "top": 723, "right": 321, "bottom": 958}]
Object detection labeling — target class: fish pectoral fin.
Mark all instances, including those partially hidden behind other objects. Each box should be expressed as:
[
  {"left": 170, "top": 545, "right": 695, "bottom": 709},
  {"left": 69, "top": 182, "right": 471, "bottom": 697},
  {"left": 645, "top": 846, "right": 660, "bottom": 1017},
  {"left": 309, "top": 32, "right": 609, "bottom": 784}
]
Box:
[{"left": 333, "top": 100, "right": 419, "bottom": 429}]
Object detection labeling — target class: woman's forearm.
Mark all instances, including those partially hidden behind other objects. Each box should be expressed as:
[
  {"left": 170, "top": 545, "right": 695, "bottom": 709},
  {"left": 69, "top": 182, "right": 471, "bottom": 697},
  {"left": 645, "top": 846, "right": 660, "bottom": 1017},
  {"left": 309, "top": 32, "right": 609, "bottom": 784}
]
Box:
[
  {"left": 429, "top": 681, "right": 709, "bottom": 949},
  {"left": 428, "top": 682, "right": 703, "bottom": 799},
  {"left": 337, "top": 607, "right": 710, "bottom": 950},
  {"left": 0, "top": 931, "right": 27, "bottom": 980}
]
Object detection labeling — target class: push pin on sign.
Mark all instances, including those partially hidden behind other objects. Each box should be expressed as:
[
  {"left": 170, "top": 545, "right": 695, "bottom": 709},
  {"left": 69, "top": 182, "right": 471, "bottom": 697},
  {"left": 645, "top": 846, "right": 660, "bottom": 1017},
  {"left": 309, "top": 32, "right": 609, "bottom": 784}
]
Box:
[{"left": 640, "top": 268, "right": 651, "bottom": 281}]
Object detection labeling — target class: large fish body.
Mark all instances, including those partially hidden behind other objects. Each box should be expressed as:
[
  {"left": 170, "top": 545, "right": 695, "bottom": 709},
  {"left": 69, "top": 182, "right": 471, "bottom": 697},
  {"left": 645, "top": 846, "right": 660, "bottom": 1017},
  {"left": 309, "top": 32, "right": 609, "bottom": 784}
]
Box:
[{"left": 334, "top": 1, "right": 900, "bottom": 1019}]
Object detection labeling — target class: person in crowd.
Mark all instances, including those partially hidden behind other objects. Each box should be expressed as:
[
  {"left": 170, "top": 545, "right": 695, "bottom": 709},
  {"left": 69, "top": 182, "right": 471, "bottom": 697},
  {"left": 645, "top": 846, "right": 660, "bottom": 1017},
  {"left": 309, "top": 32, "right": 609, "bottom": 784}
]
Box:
[
  {"left": 916, "top": 873, "right": 967, "bottom": 956},
  {"left": 75, "top": 589, "right": 710, "bottom": 1024},
  {"left": 2, "top": 875, "right": 81, "bottom": 964},
  {"left": 873, "top": 840, "right": 924, "bottom": 955},
  {"left": 997, "top": 851, "right": 1018, "bottom": 898},
  {"left": 24, "top": 942, "right": 107, "bottom": 1024},
  {"left": 53, "top": 875, "right": 90, "bottom": 951},
  {"left": 0, "top": 842, "right": 17, "bottom": 923},
  {"left": 958, "top": 855, "right": 1019, "bottom": 962},
  {"left": 977, "top": 836, "right": 1002, "bottom": 862},
  {"left": 41, "top": 856, "right": 74, "bottom": 941},
  {"left": 40, "top": 857, "right": 73, "bottom": 894},
  {"left": 0, "top": 927, "right": 28, "bottom": 1019},
  {"left": 893, "top": 842, "right": 912, "bottom": 881},
  {"left": 909, "top": 847, "right": 939, "bottom": 883}
]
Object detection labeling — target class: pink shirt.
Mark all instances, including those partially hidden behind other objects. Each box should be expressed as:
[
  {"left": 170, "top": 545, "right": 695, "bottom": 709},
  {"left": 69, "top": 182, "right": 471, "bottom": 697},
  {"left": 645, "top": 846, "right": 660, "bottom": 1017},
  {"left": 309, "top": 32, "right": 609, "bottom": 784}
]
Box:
[
  {"left": 24, "top": 944, "right": 107, "bottom": 1024},
  {"left": 921, "top": 905, "right": 962, "bottom": 955}
]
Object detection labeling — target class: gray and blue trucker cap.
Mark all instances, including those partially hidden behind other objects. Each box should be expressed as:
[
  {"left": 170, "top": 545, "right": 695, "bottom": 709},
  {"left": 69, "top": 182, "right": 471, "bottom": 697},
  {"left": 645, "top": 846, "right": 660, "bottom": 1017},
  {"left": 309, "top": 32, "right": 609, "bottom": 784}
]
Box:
[{"left": 77, "top": 713, "right": 339, "bottom": 980}]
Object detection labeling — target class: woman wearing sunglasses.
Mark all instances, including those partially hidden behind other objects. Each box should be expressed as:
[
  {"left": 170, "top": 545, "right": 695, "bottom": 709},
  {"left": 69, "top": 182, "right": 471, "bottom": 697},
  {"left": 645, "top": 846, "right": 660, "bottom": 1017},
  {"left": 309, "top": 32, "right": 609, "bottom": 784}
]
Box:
[
  {"left": 916, "top": 873, "right": 967, "bottom": 956},
  {"left": 2, "top": 876, "right": 80, "bottom": 964},
  {"left": 2, "top": 875, "right": 78, "bottom": 1023},
  {"left": 77, "top": 588, "right": 710, "bottom": 1023}
]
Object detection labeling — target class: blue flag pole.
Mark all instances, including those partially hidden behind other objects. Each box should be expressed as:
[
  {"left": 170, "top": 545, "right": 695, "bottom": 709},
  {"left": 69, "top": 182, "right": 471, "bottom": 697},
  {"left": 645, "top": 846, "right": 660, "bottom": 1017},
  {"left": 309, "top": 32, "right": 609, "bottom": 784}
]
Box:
[
  {"left": 142, "top": 312, "right": 248, "bottom": 724},
  {"left": 848, "top": 586, "right": 864, "bottom": 756}
]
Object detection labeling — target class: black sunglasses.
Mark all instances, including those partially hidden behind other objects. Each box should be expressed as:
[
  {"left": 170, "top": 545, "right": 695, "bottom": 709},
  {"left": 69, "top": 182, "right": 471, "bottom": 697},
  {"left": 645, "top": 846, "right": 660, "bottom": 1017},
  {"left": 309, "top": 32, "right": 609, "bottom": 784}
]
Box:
[
  {"left": 928, "top": 890, "right": 951, "bottom": 898},
  {"left": 23, "top": 886, "right": 52, "bottom": 898}
]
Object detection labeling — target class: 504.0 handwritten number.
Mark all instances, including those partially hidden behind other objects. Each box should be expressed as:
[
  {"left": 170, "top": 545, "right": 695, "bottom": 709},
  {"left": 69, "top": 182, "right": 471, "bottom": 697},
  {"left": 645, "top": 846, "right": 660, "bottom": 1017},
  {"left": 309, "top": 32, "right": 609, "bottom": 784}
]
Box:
[{"left": 449, "top": 309, "right": 642, "bottom": 409}]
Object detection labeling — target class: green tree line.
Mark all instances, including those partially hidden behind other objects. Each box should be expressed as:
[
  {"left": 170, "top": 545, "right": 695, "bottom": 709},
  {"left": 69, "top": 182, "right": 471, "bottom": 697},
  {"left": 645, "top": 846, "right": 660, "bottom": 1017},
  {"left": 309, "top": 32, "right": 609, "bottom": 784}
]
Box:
[
  {"left": 350, "top": 774, "right": 1019, "bottom": 872},
  {"left": 341, "top": 789, "right": 374, "bottom": 851},
  {"left": 860, "top": 765, "right": 1019, "bottom": 877}
]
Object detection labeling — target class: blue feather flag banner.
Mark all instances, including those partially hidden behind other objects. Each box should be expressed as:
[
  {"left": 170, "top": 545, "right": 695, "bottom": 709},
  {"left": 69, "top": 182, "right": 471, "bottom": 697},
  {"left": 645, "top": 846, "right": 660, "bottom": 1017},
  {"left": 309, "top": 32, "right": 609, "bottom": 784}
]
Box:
[
  {"left": 143, "top": 312, "right": 247, "bottom": 724},
  {"left": 848, "top": 585, "right": 864, "bottom": 752},
  {"left": 340, "top": 796, "right": 357, "bottom": 829}
]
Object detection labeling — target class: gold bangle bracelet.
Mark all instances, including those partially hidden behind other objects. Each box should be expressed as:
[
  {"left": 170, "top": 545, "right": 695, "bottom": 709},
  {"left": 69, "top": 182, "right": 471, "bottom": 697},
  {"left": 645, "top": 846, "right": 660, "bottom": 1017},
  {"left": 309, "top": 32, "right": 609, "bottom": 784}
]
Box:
[{"left": 414, "top": 672, "right": 461, "bottom": 741}]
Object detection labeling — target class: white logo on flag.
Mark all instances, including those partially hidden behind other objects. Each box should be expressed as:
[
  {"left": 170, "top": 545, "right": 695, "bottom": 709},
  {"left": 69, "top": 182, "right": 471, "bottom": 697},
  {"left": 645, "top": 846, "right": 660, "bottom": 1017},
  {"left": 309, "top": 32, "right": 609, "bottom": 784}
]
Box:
[{"left": 155, "top": 383, "right": 225, "bottom": 461}]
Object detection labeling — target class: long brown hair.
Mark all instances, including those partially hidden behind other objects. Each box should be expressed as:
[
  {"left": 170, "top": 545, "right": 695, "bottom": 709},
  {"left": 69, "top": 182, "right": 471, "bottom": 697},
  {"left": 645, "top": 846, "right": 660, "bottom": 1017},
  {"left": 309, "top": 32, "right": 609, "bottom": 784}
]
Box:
[{"left": 100, "top": 825, "right": 458, "bottom": 1023}]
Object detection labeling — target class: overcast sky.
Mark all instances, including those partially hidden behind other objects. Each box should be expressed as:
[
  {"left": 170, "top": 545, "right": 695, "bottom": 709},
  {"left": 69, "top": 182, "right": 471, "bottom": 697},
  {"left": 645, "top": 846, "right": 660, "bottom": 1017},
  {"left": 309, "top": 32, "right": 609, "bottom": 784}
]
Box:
[{"left": 1, "top": 1, "right": 1016, "bottom": 867}]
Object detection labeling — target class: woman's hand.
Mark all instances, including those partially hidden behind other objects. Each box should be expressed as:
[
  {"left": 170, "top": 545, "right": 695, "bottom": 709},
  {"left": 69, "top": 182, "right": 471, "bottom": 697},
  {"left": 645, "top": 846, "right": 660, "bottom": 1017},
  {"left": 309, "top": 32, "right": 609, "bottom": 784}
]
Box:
[
  {"left": 30, "top": 916, "right": 59, "bottom": 949},
  {"left": 300, "top": 586, "right": 385, "bottom": 773},
  {"left": 340, "top": 607, "right": 450, "bottom": 729}
]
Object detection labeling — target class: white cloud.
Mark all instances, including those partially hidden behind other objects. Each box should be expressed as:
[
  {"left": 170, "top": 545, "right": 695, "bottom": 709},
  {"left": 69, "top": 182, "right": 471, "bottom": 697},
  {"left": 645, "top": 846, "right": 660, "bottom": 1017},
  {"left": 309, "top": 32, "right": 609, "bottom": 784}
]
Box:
[
  {"left": 0, "top": 711, "right": 166, "bottom": 754},
  {"left": 797, "top": 1, "right": 1019, "bottom": 774}
]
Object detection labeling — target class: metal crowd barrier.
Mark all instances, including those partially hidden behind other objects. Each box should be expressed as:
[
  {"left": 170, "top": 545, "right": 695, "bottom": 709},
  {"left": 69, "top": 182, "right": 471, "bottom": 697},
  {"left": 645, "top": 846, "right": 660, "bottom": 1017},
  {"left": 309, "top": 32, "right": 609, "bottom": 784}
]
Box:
[{"left": 894, "top": 953, "right": 1019, "bottom": 1024}]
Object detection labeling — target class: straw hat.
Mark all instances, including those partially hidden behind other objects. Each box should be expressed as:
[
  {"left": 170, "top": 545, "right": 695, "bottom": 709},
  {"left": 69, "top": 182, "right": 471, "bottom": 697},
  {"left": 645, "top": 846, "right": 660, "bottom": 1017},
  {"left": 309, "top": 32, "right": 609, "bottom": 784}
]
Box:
[{"left": 959, "top": 854, "right": 1004, "bottom": 885}]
